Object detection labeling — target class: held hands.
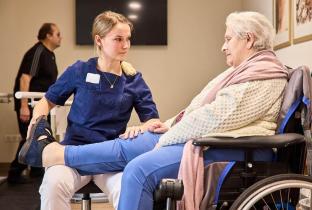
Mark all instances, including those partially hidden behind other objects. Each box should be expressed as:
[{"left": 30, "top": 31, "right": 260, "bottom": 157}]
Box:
[
  {"left": 148, "top": 121, "right": 169, "bottom": 134},
  {"left": 119, "top": 121, "right": 169, "bottom": 140}
]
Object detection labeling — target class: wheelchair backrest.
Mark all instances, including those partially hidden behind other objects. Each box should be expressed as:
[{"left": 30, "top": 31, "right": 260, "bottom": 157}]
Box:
[
  {"left": 274, "top": 66, "right": 312, "bottom": 175},
  {"left": 276, "top": 66, "right": 312, "bottom": 135}
]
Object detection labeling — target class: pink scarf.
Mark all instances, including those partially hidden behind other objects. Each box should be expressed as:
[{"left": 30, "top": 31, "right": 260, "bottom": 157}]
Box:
[{"left": 177, "top": 50, "right": 288, "bottom": 210}]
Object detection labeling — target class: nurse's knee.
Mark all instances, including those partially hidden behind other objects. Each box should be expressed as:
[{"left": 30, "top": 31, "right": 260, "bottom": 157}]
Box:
[{"left": 40, "top": 166, "right": 76, "bottom": 199}]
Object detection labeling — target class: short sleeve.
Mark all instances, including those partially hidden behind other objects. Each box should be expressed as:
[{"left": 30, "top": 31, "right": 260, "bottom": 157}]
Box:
[
  {"left": 45, "top": 65, "right": 76, "bottom": 105},
  {"left": 20, "top": 45, "right": 44, "bottom": 77}
]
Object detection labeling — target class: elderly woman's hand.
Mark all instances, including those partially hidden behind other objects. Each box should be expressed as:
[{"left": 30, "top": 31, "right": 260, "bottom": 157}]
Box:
[
  {"left": 119, "top": 125, "right": 145, "bottom": 139},
  {"left": 148, "top": 121, "right": 169, "bottom": 134}
]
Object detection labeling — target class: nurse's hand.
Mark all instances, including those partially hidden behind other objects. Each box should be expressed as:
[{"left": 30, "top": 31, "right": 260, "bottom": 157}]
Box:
[
  {"left": 148, "top": 121, "right": 169, "bottom": 134},
  {"left": 119, "top": 125, "right": 145, "bottom": 139},
  {"left": 26, "top": 117, "right": 38, "bottom": 140}
]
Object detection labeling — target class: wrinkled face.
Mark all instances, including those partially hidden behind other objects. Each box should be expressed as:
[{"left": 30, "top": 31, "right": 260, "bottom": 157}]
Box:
[
  {"left": 48, "top": 25, "right": 62, "bottom": 48},
  {"left": 221, "top": 27, "right": 251, "bottom": 68},
  {"left": 96, "top": 23, "right": 131, "bottom": 62}
]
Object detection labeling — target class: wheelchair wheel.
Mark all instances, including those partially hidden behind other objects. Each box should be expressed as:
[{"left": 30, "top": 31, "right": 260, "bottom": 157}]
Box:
[{"left": 230, "top": 174, "right": 312, "bottom": 210}]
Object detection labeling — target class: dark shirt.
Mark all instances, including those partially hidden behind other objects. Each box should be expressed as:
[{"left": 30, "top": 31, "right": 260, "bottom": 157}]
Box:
[
  {"left": 45, "top": 57, "right": 159, "bottom": 145},
  {"left": 13, "top": 42, "right": 58, "bottom": 110}
]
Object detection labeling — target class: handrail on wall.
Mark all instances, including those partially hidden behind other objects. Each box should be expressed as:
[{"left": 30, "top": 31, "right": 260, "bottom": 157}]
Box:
[
  {"left": 14, "top": 91, "right": 72, "bottom": 138},
  {"left": 0, "top": 93, "right": 13, "bottom": 103}
]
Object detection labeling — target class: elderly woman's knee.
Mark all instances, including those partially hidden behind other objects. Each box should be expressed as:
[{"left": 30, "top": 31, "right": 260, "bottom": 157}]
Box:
[{"left": 122, "top": 160, "right": 147, "bottom": 185}]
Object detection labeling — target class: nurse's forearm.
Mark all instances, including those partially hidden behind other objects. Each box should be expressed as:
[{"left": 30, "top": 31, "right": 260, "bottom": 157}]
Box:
[{"left": 32, "top": 97, "right": 56, "bottom": 120}]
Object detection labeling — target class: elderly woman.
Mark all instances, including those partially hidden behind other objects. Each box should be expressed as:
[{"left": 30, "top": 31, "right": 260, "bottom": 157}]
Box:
[{"left": 19, "top": 11, "right": 288, "bottom": 210}]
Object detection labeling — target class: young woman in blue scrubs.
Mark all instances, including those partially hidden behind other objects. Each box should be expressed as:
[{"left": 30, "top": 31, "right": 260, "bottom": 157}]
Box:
[{"left": 23, "top": 11, "right": 159, "bottom": 210}]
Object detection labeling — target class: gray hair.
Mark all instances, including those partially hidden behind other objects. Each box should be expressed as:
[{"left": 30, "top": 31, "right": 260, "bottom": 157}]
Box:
[{"left": 225, "top": 11, "right": 275, "bottom": 50}]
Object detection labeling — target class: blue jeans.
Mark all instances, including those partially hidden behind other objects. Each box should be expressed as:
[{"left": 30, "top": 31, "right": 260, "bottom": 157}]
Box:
[
  {"left": 64, "top": 132, "right": 273, "bottom": 210},
  {"left": 64, "top": 132, "right": 161, "bottom": 174}
]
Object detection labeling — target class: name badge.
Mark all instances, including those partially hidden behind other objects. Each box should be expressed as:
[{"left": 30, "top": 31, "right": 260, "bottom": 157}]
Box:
[{"left": 86, "top": 73, "right": 100, "bottom": 84}]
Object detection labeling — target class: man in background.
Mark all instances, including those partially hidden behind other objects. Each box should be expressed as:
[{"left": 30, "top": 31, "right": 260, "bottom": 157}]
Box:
[{"left": 8, "top": 23, "right": 62, "bottom": 184}]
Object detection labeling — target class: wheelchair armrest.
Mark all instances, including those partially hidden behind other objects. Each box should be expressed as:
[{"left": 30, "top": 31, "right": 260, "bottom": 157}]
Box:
[
  {"left": 154, "top": 179, "right": 184, "bottom": 202},
  {"left": 192, "top": 133, "right": 305, "bottom": 149}
]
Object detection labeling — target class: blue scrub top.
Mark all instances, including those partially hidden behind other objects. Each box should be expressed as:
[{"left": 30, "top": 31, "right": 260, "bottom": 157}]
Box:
[{"left": 45, "top": 58, "right": 159, "bottom": 145}]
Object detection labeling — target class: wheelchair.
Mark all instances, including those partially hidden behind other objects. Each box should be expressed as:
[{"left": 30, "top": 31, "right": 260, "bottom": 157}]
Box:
[{"left": 154, "top": 66, "right": 312, "bottom": 210}]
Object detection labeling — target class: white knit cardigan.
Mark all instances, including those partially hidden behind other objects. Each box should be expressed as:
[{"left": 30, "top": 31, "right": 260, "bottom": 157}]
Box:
[{"left": 158, "top": 69, "right": 287, "bottom": 147}]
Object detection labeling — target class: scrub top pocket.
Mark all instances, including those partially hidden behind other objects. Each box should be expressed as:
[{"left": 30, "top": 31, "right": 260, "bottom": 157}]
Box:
[{"left": 85, "top": 82, "right": 101, "bottom": 91}]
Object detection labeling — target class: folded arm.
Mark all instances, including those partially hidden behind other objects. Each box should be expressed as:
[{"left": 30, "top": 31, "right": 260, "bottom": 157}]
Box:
[{"left": 158, "top": 79, "right": 286, "bottom": 147}]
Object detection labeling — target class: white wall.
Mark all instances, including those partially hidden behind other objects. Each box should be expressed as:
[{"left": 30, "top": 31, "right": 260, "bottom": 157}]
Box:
[
  {"left": 243, "top": 0, "right": 312, "bottom": 69},
  {"left": 0, "top": 0, "right": 243, "bottom": 162}
]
